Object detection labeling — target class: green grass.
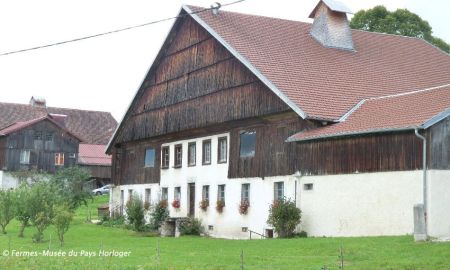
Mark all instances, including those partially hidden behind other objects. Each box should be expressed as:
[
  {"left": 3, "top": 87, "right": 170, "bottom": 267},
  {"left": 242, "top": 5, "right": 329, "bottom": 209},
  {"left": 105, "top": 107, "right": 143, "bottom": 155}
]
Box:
[{"left": 1, "top": 195, "right": 450, "bottom": 269}]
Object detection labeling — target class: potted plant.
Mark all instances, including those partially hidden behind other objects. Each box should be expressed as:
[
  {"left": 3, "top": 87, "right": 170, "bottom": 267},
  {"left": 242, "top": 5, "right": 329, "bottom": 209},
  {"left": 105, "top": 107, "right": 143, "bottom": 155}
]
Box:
[
  {"left": 159, "top": 200, "right": 168, "bottom": 209},
  {"left": 239, "top": 200, "right": 250, "bottom": 215},
  {"left": 172, "top": 199, "right": 180, "bottom": 209},
  {"left": 216, "top": 200, "right": 225, "bottom": 213},
  {"left": 143, "top": 201, "right": 151, "bottom": 211},
  {"left": 199, "top": 199, "right": 209, "bottom": 211}
]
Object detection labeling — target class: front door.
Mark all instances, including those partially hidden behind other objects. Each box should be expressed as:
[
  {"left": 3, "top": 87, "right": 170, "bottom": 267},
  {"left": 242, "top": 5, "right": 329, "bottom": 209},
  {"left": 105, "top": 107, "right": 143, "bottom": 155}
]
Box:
[{"left": 188, "top": 183, "right": 195, "bottom": 217}]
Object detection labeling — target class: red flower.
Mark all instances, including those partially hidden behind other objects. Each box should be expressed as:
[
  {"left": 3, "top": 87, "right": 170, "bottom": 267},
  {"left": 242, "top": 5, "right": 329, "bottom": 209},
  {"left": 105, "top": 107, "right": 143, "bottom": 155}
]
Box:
[{"left": 172, "top": 200, "right": 180, "bottom": 209}]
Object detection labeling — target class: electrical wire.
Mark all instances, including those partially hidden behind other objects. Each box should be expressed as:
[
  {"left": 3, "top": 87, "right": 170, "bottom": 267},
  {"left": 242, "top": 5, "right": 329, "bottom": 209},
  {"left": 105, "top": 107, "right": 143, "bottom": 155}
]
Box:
[{"left": 0, "top": 0, "right": 245, "bottom": 57}]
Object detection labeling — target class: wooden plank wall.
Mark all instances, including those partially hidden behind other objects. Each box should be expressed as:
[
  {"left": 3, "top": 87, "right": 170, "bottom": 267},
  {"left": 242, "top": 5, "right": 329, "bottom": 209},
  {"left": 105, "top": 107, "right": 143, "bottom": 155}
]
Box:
[{"left": 430, "top": 117, "right": 450, "bottom": 169}]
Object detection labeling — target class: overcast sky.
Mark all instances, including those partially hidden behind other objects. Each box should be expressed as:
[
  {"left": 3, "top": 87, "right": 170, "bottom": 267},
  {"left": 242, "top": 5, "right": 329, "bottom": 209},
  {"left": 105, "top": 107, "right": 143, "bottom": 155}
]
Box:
[{"left": 1, "top": 0, "right": 449, "bottom": 122}]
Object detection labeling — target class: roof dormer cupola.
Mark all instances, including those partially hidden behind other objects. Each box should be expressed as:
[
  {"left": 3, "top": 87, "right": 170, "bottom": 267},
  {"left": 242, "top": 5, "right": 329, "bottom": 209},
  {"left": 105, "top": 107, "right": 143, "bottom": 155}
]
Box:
[{"left": 309, "top": 0, "right": 354, "bottom": 51}]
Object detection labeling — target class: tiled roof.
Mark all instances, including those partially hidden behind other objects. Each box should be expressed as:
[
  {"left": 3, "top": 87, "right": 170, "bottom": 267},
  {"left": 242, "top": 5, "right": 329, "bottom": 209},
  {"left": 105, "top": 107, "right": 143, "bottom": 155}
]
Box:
[
  {"left": 78, "top": 144, "right": 111, "bottom": 166},
  {"left": 0, "top": 102, "right": 117, "bottom": 144},
  {"left": 288, "top": 84, "right": 450, "bottom": 142},
  {"left": 186, "top": 6, "right": 450, "bottom": 120}
]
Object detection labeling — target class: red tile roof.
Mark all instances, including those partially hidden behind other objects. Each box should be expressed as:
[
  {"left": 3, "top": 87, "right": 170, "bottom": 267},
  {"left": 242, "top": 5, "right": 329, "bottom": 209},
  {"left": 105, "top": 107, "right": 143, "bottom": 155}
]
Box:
[
  {"left": 288, "top": 84, "right": 450, "bottom": 142},
  {"left": 78, "top": 144, "right": 111, "bottom": 166},
  {"left": 186, "top": 6, "right": 450, "bottom": 121},
  {"left": 0, "top": 102, "right": 117, "bottom": 144}
]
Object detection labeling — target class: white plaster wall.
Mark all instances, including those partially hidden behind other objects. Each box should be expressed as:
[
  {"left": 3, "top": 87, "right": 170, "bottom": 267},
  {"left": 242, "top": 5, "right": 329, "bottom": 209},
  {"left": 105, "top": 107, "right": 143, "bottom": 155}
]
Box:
[
  {"left": 0, "top": 171, "right": 19, "bottom": 190},
  {"left": 299, "top": 171, "right": 423, "bottom": 237},
  {"left": 427, "top": 170, "right": 450, "bottom": 238}
]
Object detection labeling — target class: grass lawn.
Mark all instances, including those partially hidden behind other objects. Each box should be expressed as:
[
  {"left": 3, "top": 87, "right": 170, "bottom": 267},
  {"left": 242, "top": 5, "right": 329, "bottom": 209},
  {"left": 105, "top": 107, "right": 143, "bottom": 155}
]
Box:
[{"left": 1, "top": 196, "right": 449, "bottom": 270}]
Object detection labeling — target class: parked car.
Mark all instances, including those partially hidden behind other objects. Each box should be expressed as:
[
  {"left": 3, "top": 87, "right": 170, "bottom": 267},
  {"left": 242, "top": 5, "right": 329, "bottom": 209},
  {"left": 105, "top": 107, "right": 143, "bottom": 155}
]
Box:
[{"left": 92, "top": 184, "right": 112, "bottom": 196}]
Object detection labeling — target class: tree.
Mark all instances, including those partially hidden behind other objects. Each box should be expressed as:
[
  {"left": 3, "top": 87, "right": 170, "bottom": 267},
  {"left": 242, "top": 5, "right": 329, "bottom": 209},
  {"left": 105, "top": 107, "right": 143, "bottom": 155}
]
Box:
[
  {"left": 53, "top": 203, "right": 74, "bottom": 247},
  {"left": 267, "top": 198, "right": 301, "bottom": 238},
  {"left": 28, "top": 182, "right": 56, "bottom": 242},
  {"left": 350, "top": 6, "right": 450, "bottom": 53},
  {"left": 150, "top": 200, "right": 169, "bottom": 230},
  {"left": 14, "top": 184, "right": 32, "bottom": 237},
  {"left": 50, "top": 166, "right": 92, "bottom": 210},
  {"left": 0, "top": 189, "right": 16, "bottom": 234}
]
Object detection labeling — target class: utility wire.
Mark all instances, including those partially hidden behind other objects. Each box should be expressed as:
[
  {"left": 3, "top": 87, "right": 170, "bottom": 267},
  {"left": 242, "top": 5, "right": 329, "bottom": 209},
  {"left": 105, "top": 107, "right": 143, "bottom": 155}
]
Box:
[{"left": 0, "top": 0, "right": 245, "bottom": 57}]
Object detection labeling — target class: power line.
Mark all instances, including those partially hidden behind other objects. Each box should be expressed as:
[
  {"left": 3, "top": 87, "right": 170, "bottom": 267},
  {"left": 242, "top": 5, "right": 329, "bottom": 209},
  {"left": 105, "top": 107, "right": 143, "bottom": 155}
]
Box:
[{"left": 0, "top": 0, "right": 245, "bottom": 57}]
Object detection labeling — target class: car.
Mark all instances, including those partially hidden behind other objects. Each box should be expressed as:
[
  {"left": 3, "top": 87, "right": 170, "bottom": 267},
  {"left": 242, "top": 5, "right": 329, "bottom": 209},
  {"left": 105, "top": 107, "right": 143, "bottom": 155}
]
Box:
[{"left": 92, "top": 184, "right": 112, "bottom": 196}]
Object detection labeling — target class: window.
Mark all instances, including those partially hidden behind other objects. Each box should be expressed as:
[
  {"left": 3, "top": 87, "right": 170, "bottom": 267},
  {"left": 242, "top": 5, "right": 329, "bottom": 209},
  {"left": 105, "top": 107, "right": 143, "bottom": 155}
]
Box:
[
  {"left": 174, "top": 187, "right": 181, "bottom": 201},
  {"left": 202, "top": 185, "right": 210, "bottom": 201},
  {"left": 20, "top": 150, "right": 30, "bottom": 164},
  {"left": 241, "top": 183, "right": 250, "bottom": 203},
  {"left": 145, "top": 188, "right": 151, "bottom": 203},
  {"left": 144, "top": 148, "right": 155, "bottom": 167},
  {"left": 161, "top": 187, "right": 168, "bottom": 201},
  {"left": 274, "top": 182, "right": 284, "bottom": 201},
  {"left": 188, "top": 142, "right": 196, "bottom": 166},
  {"left": 34, "top": 131, "right": 43, "bottom": 140},
  {"left": 161, "top": 146, "right": 170, "bottom": 169},
  {"left": 202, "top": 140, "right": 211, "bottom": 165},
  {"left": 174, "top": 144, "right": 182, "bottom": 168},
  {"left": 128, "top": 189, "right": 133, "bottom": 200},
  {"left": 217, "top": 184, "right": 225, "bottom": 205},
  {"left": 218, "top": 137, "right": 227, "bottom": 163},
  {"left": 45, "top": 133, "right": 53, "bottom": 141},
  {"left": 239, "top": 131, "right": 256, "bottom": 157},
  {"left": 69, "top": 153, "right": 76, "bottom": 159},
  {"left": 304, "top": 183, "right": 314, "bottom": 191},
  {"left": 55, "top": 153, "right": 64, "bottom": 166}
]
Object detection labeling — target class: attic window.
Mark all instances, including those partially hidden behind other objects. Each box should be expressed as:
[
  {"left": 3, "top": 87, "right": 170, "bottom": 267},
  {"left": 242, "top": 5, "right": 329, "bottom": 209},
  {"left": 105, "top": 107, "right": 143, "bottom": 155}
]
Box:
[
  {"left": 34, "top": 131, "right": 43, "bottom": 140},
  {"left": 144, "top": 148, "right": 155, "bottom": 168},
  {"left": 240, "top": 131, "right": 256, "bottom": 158},
  {"left": 45, "top": 133, "right": 53, "bottom": 141}
]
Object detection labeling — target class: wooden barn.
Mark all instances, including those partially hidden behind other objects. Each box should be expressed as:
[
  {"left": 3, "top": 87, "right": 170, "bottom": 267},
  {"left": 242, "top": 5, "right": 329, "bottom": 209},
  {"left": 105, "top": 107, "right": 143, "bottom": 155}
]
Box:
[
  {"left": 0, "top": 97, "right": 117, "bottom": 188},
  {"left": 107, "top": 0, "right": 450, "bottom": 239}
]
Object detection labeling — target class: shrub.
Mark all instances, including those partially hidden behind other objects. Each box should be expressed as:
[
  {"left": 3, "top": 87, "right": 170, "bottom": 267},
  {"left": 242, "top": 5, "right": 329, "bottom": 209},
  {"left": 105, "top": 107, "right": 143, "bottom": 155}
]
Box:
[
  {"left": 99, "top": 215, "right": 125, "bottom": 228},
  {"left": 296, "top": 230, "right": 308, "bottom": 238},
  {"left": 216, "top": 200, "right": 225, "bottom": 213},
  {"left": 199, "top": 199, "right": 209, "bottom": 211},
  {"left": 15, "top": 184, "right": 32, "bottom": 237},
  {"left": 53, "top": 203, "right": 74, "bottom": 246},
  {"left": 125, "top": 195, "right": 145, "bottom": 232},
  {"left": 179, "top": 218, "right": 204, "bottom": 235},
  {"left": 267, "top": 198, "right": 301, "bottom": 238},
  {"left": 238, "top": 200, "right": 250, "bottom": 215},
  {"left": 149, "top": 200, "right": 169, "bottom": 230},
  {"left": 0, "top": 189, "right": 16, "bottom": 234}
]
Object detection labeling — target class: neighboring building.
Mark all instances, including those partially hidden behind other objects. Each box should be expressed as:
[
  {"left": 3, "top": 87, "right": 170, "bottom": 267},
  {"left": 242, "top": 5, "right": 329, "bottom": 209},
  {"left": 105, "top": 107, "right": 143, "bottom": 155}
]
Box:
[
  {"left": 78, "top": 143, "right": 113, "bottom": 189},
  {"left": 107, "top": 0, "right": 450, "bottom": 239},
  {"left": 0, "top": 97, "right": 117, "bottom": 188}
]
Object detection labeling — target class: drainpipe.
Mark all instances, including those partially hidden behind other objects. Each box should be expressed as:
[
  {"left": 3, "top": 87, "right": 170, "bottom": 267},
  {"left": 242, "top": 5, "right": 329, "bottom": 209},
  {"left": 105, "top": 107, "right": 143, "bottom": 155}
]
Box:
[{"left": 414, "top": 128, "right": 427, "bottom": 238}]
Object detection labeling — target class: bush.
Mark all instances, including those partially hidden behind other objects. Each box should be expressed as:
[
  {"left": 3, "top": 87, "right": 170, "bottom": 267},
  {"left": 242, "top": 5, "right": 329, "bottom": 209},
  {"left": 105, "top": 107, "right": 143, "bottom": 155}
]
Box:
[
  {"left": 125, "top": 195, "right": 145, "bottom": 232},
  {"left": 53, "top": 203, "right": 74, "bottom": 246},
  {"left": 28, "top": 182, "right": 56, "bottom": 242},
  {"left": 179, "top": 218, "right": 203, "bottom": 235},
  {"left": 267, "top": 198, "right": 301, "bottom": 238},
  {"left": 149, "top": 200, "right": 169, "bottom": 230},
  {"left": 99, "top": 215, "right": 125, "bottom": 228},
  {"left": 0, "top": 189, "right": 16, "bottom": 234}
]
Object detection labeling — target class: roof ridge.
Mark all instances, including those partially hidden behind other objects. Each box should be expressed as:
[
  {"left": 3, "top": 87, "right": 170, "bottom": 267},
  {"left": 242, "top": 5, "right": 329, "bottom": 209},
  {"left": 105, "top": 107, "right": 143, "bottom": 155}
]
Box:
[{"left": 368, "top": 83, "right": 450, "bottom": 101}]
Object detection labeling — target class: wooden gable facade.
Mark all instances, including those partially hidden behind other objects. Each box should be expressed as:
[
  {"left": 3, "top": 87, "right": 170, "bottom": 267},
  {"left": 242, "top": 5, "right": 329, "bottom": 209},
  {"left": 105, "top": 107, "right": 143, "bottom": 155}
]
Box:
[
  {"left": 110, "top": 13, "right": 318, "bottom": 185},
  {"left": 0, "top": 119, "right": 80, "bottom": 172}
]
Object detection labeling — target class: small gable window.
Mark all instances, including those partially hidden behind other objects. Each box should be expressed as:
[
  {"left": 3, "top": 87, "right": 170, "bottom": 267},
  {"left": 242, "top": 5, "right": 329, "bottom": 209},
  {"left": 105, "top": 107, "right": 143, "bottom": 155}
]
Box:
[{"left": 144, "top": 148, "right": 155, "bottom": 168}]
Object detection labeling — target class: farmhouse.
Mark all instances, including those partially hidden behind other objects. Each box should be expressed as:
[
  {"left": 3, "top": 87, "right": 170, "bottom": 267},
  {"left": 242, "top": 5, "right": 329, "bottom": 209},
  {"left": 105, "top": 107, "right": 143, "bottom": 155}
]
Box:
[
  {"left": 0, "top": 97, "right": 117, "bottom": 188},
  {"left": 107, "top": 0, "right": 450, "bottom": 239}
]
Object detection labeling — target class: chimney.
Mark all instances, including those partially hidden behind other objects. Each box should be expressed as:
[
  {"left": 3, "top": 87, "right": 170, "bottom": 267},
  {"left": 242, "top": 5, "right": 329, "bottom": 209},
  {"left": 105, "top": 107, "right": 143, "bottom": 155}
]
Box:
[
  {"left": 211, "top": 2, "right": 221, "bottom": 15},
  {"left": 29, "top": 96, "right": 47, "bottom": 107},
  {"left": 49, "top": 113, "right": 67, "bottom": 127},
  {"left": 309, "top": 0, "right": 354, "bottom": 51}
]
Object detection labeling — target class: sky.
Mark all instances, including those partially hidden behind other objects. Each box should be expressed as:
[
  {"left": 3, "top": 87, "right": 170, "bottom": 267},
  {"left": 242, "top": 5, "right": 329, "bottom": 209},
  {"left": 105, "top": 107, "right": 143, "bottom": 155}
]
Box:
[{"left": 0, "top": 0, "right": 449, "bottom": 122}]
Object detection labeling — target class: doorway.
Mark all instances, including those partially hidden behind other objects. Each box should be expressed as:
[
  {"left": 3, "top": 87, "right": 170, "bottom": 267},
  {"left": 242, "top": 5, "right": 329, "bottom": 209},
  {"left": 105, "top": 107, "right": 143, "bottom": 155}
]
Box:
[{"left": 188, "top": 183, "right": 195, "bottom": 217}]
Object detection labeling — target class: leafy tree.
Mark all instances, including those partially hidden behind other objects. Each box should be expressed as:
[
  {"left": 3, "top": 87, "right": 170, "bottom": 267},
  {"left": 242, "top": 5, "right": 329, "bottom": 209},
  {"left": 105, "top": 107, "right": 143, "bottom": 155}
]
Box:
[
  {"left": 350, "top": 6, "right": 449, "bottom": 53},
  {"left": 267, "top": 198, "right": 301, "bottom": 238},
  {"left": 53, "top": 203, "right": 74, "bottom": 247},
  {"left": 28, "top": 182, "right": 56, "bottom": 242},
  {"left": 0, "top": 189, "right": 16, "bottom": 234},
  {"left": 150, "top": 200, "right": 169, "bottom": 230},
  {"left": 50, "top": 166, "right": 92, "bottom": 210},
  {"left": 125, "top": 195, "right": 145, "bottom": 232},
  {"left": 14, "top": 184, "right": 32, "bottom": 237}
]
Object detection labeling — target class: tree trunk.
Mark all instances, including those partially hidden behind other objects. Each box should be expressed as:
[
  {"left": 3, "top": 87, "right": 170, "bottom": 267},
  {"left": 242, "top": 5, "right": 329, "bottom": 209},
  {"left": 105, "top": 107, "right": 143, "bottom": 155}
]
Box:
[
  {"left": 1, "top": 225, "right": 6, "bottom": 234},
  {"left": 18, "top": 220, "right": 28, "bottom": 237}
]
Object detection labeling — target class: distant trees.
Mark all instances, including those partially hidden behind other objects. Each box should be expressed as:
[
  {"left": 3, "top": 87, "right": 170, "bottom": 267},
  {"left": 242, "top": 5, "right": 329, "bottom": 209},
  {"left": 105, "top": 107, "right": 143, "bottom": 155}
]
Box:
[{"left": 350, "top": 6, "right": 450, "bottom": 53}]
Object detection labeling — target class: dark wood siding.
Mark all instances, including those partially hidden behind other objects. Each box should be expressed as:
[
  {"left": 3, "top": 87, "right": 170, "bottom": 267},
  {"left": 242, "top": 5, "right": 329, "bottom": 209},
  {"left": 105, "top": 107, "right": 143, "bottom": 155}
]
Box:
[
  {"left": 113, "top": 16, "right": 289, "bottom": 144},
  {"left": 430, "top": 116, "right": 450, "bottom": 169},
  {"left": 0, "top": 120, "right": 79, "bottom": 173},
  {"left": 295, "top": 132, "right": 423, "bottom": 175},
  {"left": 79, "top": 165, "right": 111, "bottom": 180}
]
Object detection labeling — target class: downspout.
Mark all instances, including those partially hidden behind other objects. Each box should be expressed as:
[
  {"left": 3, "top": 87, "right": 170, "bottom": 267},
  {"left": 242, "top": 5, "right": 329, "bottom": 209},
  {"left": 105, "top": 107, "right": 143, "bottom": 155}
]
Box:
[{"left": 414, "top": 128, "right": 427, "bottom": 238}]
